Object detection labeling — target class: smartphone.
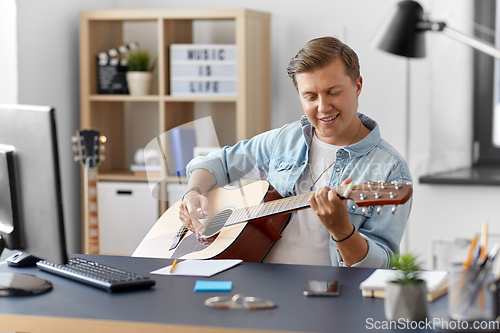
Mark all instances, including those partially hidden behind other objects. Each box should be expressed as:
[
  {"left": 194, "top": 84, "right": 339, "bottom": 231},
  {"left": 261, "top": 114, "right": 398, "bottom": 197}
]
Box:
[{"left": 303, "top": 280, "right": 340, "bottom": 296}]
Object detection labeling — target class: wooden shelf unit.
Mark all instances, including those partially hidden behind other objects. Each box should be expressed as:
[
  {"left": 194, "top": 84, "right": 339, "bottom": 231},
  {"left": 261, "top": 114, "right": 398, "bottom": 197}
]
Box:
[{"left": 79, "top": 8, "right": 271, "bottom": 216}]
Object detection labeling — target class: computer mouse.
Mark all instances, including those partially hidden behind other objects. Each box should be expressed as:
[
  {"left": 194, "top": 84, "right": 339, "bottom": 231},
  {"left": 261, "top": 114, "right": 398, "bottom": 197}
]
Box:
[{"left": 6, "top": 252, "right": 41, "bottom": 267}]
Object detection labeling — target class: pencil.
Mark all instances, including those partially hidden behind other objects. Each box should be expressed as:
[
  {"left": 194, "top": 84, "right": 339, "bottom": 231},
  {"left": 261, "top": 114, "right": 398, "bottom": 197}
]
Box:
[
  {"left": 464, "top": 234, "right": 479, "bottom": 269},
  {"left": 170, "top": 259, "right": 178, "bottom": 273}
]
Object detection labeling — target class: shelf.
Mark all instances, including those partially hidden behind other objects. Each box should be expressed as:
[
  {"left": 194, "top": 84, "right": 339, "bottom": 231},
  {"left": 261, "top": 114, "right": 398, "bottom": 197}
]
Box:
[
  {"left": 89, "top": 94, "right": 237, "bottom": 102},
  {"left": 98, "top": 170, "right": 188, "bottom": 184},
  {"left": 164, "top": 95, "right": 237, "bottom": 102},
  {"left": 90, "top": 95, "right": 162, "bottom": 102},
  {"left": 80, "top": 8, "right": 271, "bottom": 239},
  {"left": 99, "top": 171, "right": 153, "bottom": 182},
  {"left": 419, "top": 165, "right": 500, "bottom": 186},
  {"left": 80, "top": 8, "right": 269, "bottom": 21}
]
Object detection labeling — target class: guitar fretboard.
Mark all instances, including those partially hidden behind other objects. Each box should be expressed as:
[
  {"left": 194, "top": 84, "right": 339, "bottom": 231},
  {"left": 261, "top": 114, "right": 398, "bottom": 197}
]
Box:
[
  {"left": 223, "top": 183, "right": 355, "bottom": 227},
  {"left": 84, "top": 167, "right": 99, "bottom": 254},
  {"left": 224, "top": 182, "right": 397, "bottom": 227}
]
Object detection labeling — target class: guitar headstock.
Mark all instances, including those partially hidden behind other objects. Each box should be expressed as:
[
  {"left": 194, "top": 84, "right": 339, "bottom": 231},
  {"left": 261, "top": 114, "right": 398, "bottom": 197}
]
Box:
[
  {"left": 340, "top": 181, "right": 412, "bottom": 208},
  {"left": 72, "top": 129, "right": 106, "bottom": 169}
]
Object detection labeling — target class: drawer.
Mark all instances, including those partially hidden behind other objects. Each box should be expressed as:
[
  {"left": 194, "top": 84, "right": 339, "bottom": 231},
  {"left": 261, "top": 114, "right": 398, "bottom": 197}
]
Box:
[{"left": 97, "top": 181, "right": 158, "bottom": 256}]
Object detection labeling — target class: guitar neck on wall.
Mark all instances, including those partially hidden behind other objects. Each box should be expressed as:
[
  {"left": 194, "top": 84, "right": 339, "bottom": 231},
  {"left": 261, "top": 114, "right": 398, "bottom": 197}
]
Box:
[{"left": 73, "top": 129, "right": 106, "bottom": 255}]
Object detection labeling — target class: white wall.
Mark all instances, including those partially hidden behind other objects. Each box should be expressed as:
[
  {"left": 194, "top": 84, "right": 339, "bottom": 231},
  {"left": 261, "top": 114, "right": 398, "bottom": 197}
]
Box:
[
  {"left": 0, "top": 0, "right": 17, "bottom": 103},
  {"left": 12, "top": 0, "right": 498, "bottom": 268},
  {"left": 16, "top": 0, "right": 116, "bottom": 253}
]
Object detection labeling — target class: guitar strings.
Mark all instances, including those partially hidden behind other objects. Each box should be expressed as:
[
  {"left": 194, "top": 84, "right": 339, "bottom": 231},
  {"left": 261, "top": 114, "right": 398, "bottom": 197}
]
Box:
[
  {"left": 197, "top": 193, "right": 313, "bottom": 232},
  {"left": 192, "top": 183, "right": 406, "bottom": 231}
]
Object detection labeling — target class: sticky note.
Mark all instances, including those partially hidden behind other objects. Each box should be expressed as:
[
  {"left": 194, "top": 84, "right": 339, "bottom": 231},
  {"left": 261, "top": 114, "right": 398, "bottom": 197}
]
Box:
[{"left": 194, "top": 280, "right": 232, "bottom": 292}]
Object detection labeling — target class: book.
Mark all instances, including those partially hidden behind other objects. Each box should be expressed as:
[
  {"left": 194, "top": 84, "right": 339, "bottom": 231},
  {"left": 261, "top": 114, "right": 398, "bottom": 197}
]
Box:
[
  {"left": 359, "top": 269, "right": 449, "bottom": 302},
  {"left": 170, "top": 127, "right": 196, "bottom": 177},
  {"left": 130, "top": 164, "right": 161, "bottom": 176}
]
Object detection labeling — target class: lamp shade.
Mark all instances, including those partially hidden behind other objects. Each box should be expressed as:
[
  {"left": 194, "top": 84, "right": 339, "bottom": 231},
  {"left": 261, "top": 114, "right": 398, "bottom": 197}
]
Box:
[{"left": 372, "top": 0, "right": 427, "bottom": 58}]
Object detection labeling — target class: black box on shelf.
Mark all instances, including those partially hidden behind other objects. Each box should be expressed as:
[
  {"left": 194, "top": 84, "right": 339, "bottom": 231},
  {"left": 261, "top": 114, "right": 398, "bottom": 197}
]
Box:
[{"left": 97, "top": 60, "right": 129, "bottom": 94}]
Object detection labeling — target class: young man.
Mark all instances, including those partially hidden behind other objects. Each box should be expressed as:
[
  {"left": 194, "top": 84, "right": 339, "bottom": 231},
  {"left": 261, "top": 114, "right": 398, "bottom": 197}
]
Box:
[{"left": 179, "top": 36, "right": 412, "bottom": 268}]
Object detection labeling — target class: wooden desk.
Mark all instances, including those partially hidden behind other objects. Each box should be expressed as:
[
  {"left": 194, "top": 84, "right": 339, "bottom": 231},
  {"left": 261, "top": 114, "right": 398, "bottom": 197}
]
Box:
[{"left": 0, "top": 254, "right": 448, "bottom": 333}]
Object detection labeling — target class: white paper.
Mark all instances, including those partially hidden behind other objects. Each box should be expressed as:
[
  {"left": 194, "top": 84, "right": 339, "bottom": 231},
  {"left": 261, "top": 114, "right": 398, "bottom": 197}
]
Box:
[
  {"left": 151, "top": 259, "right": 242, "bottom": 277},
  {"left": 359, "top": 269, "right": 448, "bottom": 292}
]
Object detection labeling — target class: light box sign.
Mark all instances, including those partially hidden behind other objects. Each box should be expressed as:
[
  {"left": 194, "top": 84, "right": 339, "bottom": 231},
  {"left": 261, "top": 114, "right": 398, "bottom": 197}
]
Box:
[{"left": 170, "top": 44, "right": 237, "bottom": 96}]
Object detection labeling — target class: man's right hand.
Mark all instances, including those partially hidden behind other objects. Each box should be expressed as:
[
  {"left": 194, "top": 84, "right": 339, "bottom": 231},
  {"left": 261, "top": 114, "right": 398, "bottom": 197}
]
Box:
[{"left": 178, "top": 191, "right": 210, "bottom": 236}]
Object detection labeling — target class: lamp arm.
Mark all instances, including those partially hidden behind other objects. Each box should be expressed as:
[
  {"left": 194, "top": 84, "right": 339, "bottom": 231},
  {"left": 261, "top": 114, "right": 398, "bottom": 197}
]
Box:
[
  {"left": 417, "top": 20, "right": 500, "bottom": 59},
  {"left": 441, "top": 25, "right": 500, "bottom": 59}
]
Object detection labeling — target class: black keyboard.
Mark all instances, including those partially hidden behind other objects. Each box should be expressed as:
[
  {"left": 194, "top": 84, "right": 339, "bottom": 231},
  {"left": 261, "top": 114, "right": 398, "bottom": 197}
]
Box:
[{"left": 36, "top": 257, "right": 156, "bottom": 293}]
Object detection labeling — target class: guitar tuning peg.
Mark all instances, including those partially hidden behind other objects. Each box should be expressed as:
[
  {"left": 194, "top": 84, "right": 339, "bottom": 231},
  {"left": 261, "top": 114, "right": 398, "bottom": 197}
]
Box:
[
  {"left": 73, "top": 155, "right": 80, "bottom": 162},
  {"left": 392, "top": 206, "right": 398, "bottom": 214},
  {"left": 71, "top": 135, "right": 78, "bottom": 143},
  {"left": 377, "top": 207, "right": 382, "bottom": 215},
  {"left": 99, "top": 135, "right": 107, "bottom": 143},
  {"left": 72, "top": 145, "right": 78, "bottom": 152},
  {"left": 100, "top": 145, "right": 105, "bottom": 152},
  {"left": 99, "top": 155, "right": 106, "bottom": 162}
]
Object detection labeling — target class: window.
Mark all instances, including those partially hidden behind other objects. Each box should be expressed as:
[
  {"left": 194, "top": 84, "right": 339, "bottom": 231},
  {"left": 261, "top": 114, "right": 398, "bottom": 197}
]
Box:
[
  {"left": 419, "top": 0, "right": 500, "bottom": 185},
  {"left": 474, "top": 0, "right": 500, "bottom": 166},
  {"left": 494, "top": 1, "right": 500, "bottom": 148}
]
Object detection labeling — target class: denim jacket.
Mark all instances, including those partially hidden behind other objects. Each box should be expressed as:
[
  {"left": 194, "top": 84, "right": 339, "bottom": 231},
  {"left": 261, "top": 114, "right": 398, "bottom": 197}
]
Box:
[{"left": 187, "top": 113, "right": 412, "bottom": 268}]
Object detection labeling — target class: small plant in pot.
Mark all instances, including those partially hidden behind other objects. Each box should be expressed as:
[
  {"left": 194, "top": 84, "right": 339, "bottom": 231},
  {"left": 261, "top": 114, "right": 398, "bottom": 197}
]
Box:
[
  {"left": 384, "top": 253, "right": 428, "bottom": 321},
  {"left": 125, "top": 49, "right": 156, "bottom": 95}
]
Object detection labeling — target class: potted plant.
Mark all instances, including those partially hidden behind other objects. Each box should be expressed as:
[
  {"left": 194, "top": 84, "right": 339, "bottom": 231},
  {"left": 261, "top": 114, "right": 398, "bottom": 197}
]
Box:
[
  {"left": 125, "top": 49, "right": 156, "bottom": 95},
  {"left": 384, "top": 253, "right": 428, "bottom": 321}
]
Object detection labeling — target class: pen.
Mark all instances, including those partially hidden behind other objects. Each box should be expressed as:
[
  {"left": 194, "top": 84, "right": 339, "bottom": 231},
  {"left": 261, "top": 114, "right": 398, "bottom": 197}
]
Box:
[
  {"left": 452, "top": 234, "right": 479, "bottom": 305},
  {"left": 477, "top": 242, "right": 499, "bottom": 310},
  {"left": 480, "top": 223, "right": 488, "bottom": 262},
  {"left": 170, "top": 259, "right": 178, "bottom": 273}
]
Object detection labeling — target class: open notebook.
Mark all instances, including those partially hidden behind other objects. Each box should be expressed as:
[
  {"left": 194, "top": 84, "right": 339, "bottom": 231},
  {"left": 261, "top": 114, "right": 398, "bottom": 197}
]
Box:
[{"left": 359, "top": 269, "right": 449, "bottom": 302}]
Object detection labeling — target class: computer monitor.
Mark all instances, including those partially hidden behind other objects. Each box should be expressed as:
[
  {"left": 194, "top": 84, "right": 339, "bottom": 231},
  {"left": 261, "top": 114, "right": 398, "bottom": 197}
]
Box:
[{"left": 0, "top": 104, "right": 68, "bottom": 267}]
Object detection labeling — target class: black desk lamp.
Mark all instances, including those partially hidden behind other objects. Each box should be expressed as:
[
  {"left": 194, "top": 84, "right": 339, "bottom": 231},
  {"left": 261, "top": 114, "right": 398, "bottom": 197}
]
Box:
[{"left": 373, "top": 0, "right": 500, "bottom": 59}]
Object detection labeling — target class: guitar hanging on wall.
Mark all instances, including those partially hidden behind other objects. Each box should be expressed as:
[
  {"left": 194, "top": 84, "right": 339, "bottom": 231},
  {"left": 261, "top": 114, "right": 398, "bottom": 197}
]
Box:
[
  {"left": 133, "top": 180, "right": 412, "bottom": 262},
  {"left": 73, "top": 129, "right": 106, "bottom": 255}
]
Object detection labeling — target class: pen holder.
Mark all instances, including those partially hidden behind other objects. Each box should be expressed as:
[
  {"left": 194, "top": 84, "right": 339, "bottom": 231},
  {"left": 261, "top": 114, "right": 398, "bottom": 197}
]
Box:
[
  {"left": 488, "top": 279, "right": 500, "bottom": 322},
  {"left": 448, "top": 263, "right": 495, "bottom": 321}
]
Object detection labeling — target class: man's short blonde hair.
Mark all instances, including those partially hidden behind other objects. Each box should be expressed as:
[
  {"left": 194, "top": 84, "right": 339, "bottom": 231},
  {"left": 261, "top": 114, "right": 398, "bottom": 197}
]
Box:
[{"left": 287, "top": 36, "right": 360, "bottom": 88}]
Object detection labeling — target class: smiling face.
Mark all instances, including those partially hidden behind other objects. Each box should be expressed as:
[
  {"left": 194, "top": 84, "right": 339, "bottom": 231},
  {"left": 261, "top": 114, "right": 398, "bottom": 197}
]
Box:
[{"left": 296, "top": 58, "right": 363, "bottom": 146}]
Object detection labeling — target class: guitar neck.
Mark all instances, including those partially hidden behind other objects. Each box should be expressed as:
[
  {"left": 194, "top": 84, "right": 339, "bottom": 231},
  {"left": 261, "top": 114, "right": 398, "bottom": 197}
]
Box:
[
  {"left": 84, "top": 167, "right": 99, "bottom": 254},
  {"left": 225, "top": 181, "right": 412, "bottom": 227},
  {"left": 226, "top": 191, "right": 316, "bottom": 227}
]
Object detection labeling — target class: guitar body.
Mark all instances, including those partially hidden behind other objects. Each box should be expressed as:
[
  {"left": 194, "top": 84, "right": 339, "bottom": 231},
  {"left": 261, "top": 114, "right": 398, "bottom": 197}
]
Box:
[{"left": 133, "top": 180, "right": 290, "bottom": 262}]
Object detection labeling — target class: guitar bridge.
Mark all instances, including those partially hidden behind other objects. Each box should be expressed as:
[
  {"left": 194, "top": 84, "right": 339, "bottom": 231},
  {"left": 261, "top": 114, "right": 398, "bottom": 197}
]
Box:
[{"left": 169, "top": 226, "right": 188, "bottom": 251}]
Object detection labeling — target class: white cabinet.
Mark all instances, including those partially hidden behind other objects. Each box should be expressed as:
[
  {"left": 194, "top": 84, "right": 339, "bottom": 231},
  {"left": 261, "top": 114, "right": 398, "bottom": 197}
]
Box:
[
  {"left": 98, "top": 181, "right": 158, "bottom": 256},
  {"left": 166, "top": 183, "right": 189, "bottom": 208}
]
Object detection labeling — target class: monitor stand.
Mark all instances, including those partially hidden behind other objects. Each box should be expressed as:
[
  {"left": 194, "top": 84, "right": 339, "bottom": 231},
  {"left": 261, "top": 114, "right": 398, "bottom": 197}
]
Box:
[{"left": 0, "top": 238, "right": 52, "bottom": 296}]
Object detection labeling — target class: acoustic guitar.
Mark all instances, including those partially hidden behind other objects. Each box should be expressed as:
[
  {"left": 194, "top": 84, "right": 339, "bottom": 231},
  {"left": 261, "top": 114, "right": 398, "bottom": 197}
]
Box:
[
  {"left": 73, "top": 129, "right": 105, "bottom": 255},
  {"left": 133, "top": 180, "right": 412, "bottom": 262}
]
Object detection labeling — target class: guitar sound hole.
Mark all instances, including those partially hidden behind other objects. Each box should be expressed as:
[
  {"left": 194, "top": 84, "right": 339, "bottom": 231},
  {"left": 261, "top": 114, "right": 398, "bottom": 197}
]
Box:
[{"left": 203, "top": 209, "right": 234, "bottom": 237}]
